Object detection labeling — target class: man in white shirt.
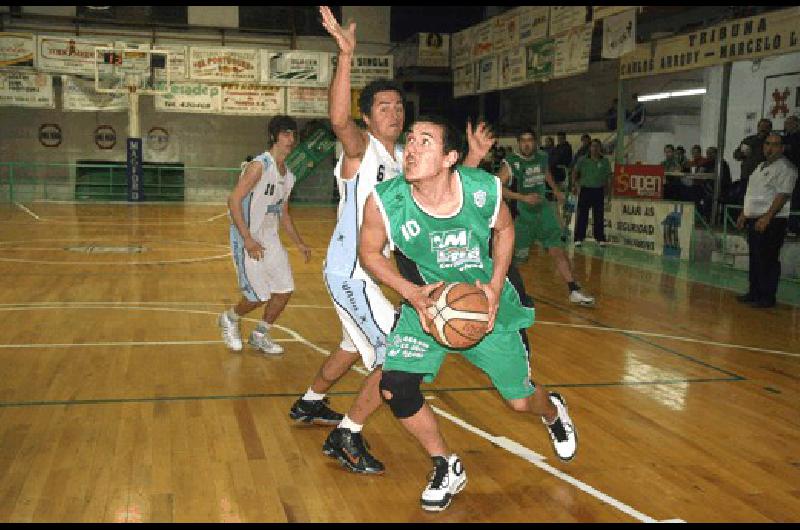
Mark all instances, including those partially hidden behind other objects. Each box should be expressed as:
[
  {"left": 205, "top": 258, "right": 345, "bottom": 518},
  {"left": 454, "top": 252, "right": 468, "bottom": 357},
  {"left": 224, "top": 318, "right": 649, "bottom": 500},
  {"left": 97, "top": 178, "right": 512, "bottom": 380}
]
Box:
[{"left": 736, "top": 133, "right": 798, "bottom": 308}]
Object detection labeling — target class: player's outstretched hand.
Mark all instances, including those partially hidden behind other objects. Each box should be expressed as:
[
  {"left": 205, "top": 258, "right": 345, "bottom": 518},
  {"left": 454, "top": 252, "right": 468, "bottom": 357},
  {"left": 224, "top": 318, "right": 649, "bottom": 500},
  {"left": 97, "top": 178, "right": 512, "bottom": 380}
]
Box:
[
  {"left": 474, "top": 280, "right": 498, "bottom": 332},
  {"left": 319, "top": 6, "right": 356, "bottom": 55},
  {"left": 466, "top": 119, "right": 496, "bottom": 163},
  {"left": 244, "top": 237, "right": 265, "bottom": 261},
  {"left": 406, "top": 281, "right": 444, "bottom": 334}
]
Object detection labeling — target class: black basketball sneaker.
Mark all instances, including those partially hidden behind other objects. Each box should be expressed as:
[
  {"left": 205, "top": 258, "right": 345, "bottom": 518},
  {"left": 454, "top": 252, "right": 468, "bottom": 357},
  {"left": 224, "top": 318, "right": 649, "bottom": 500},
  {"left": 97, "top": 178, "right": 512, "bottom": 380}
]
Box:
[
  {"left": 288, "top": 397, "right": 343, "bottom": 425},
  {"left": 322, "top": 427, "right": 385, "bottom": 475}
]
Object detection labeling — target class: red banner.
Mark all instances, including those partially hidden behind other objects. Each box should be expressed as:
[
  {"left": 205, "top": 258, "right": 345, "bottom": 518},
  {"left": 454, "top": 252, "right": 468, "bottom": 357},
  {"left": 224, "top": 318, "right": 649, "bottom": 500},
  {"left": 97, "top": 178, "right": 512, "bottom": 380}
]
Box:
[{"left": 613, "top": 164, "right": 664, "bottom": 199}]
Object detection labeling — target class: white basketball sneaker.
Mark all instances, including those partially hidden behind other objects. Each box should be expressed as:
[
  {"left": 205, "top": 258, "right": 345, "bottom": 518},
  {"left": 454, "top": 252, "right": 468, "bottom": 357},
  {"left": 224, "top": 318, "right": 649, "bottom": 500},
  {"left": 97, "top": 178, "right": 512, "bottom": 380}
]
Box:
[
  {"left": 249, "top": 328, "right": 283, "bottom": 356},
  {"left": 569, "top": 289, "right": 595, "bottom": 307},
  {"left": 542, "top": 392, "right": 577, "bottom": 462},
  {"left": 420, "top": 454, "right": 467, "bottom": 512},
  {"left": 218, "top": 312, "right": 243, "bottom": 351}
]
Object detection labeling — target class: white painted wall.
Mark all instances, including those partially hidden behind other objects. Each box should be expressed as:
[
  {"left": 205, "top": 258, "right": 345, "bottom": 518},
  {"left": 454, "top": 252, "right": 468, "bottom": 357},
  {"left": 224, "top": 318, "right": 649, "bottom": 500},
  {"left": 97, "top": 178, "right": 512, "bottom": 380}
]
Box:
[
  {"left": 22, "top": 6, "right": 76, "bottom": 17},
  {"left": 699, "top": 65, "right": 723, "bottom": 151},
  {"left": 342, "top": 6, "right": 390, "bottom": 45},
  {"left": 724, "top": 51, "right": 800, "bottom": 182},
  {"left": 187, "top": 6, "right": 239, "bottom": 29}
]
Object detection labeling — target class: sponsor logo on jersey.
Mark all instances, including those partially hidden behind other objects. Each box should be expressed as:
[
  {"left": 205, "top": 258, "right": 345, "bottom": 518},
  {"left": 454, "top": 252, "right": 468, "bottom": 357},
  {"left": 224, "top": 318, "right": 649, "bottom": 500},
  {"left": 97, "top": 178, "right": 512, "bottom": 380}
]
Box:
[
  {"left": 473, "top": 190, "right": 487, "bottom": 208},
  {"left": 429, "top": 229, "right": 482, "bottom": 271}
]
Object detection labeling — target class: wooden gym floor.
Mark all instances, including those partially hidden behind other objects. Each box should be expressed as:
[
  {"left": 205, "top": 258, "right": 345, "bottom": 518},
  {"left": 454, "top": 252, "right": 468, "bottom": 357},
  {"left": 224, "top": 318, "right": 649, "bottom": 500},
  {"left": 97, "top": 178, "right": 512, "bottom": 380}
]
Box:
[{"left": 0, "top": 201, "right": 798, "bottom": 523}]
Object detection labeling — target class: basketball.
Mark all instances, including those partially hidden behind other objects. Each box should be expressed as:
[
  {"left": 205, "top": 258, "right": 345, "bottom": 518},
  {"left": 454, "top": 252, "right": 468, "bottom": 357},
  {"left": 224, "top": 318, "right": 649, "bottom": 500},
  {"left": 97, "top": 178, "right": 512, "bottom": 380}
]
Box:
[{"left": 425, "top": 282, "right": 490, "bottom": 349}]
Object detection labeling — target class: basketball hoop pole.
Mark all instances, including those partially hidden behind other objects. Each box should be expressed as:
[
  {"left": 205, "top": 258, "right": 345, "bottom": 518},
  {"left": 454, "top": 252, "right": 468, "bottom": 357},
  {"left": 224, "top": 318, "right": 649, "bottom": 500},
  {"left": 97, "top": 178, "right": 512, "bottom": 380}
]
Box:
[{"left": 126, "top": 83, "right": 144, "bottom": 202}]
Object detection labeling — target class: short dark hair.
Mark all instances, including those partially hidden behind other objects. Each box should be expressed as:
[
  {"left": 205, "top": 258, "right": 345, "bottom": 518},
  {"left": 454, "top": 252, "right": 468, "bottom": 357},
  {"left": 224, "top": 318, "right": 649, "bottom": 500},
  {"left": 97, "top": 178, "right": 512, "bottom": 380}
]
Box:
[
  {"left": 518, "top": 128, "right": 536, "bottom": 139},
  {"left": 692, "top": 144, "right": 702, "bottom": 152},
  {"left": 410, "top": 115, "right": 464, "bottom": 161},
  {"left": 758, "top": 118, "right": 773, "bottom": 127},
  {"left": 580, "top": 133, "right": 591, "bottom": 141},
  {"left": 665, "top": 144, "right": 675, "bottom": 150},
  {"left": 557, "top": 131, "right": 566, "bottom": 138},
  {"left": 358, "top": 79, "right": 405, "bottom": 117},
  {"left": 267, "top": 115, "right": 297, "bottom": 145},
  {"left": 590, "top": 139, "right": 602, "bottom": 147}
]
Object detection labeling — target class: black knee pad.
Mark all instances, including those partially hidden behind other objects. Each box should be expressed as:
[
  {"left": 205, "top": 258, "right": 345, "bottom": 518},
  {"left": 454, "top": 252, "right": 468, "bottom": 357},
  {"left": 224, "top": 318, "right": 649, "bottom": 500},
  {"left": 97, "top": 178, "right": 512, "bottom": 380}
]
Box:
[{"left": 379, "top": 371, "right": 424, "bottom": 419}]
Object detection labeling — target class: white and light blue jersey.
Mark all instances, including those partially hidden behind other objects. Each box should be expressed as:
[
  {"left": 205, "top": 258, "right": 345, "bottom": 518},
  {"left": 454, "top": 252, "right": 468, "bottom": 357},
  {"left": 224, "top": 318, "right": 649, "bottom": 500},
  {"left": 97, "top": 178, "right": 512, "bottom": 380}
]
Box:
[
  {"left": 232, "top": 151, "right": 295, "bottom": 240},
  {"left": 324, "top": 133, "right": 403, "bottom": 281}
]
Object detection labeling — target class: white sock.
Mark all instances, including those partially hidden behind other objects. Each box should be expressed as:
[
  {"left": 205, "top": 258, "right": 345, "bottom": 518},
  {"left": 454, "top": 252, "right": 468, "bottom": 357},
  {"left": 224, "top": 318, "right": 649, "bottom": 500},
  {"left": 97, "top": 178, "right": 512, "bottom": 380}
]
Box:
[
  {"left": 302, "top": 388, "right": 326, "bottom": 401},
  {"left": 226, "top": 308, "right": 240, "bottom": 321},
  {"left": 338, "top": 415, "right": 362, "bottom": 433}
]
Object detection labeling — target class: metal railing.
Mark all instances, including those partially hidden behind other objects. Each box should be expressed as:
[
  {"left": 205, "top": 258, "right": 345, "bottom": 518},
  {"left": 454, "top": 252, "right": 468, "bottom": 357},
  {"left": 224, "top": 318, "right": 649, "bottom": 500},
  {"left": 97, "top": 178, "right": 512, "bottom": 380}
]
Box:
[{"left": 0, "top": 160, "right": 337, "bottom": 204}]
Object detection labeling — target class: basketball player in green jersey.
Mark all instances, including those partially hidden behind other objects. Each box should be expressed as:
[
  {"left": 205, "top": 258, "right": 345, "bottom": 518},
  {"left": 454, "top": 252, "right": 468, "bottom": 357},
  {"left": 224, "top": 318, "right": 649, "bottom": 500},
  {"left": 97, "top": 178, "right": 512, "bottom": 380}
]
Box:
[
  {"left": 360, "top": 116, "right": 577, "bottom": 512},
  {"left": 499, "top": 129, "right": 595, "bottom": 306}
]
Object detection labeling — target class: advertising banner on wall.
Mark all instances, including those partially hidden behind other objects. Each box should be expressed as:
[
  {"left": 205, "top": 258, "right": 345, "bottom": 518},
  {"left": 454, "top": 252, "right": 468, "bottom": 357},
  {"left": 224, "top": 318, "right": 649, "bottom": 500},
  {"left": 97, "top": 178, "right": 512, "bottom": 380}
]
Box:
[
  {"left": 472, "top": 20, "right": 494, "bottom": 60},
  {"left": 477, "top": 55, "right": 499, "bottom": 94},
  {"left": 157, "top": 44, "right": 188, "bottom": 81},
  {"left": 261, "top": 50, "right": 330, "bottom": 87},
  {"left": 0, "top": 33, "right": 35, "bottom": 67},
  {"left": 549, "top": 6, "right": 590, "bottom": 36},
  {"left": 553, "top": 24, "right": 592, "bottom": 79},
  {"left": 451, "top": 27, "right": 473, "bottom": 68},
  {"left": 518, "top": 6, "right": 550, "bottom": 45},
  {"left": 526, "top": 39, "right": 555, "bottom": 82},
  {"left": 593, "top": 6, "right": 634, "bottom": 20},
  {"left": 155, "top": 82, "right": 222, "bottom": 114},
  {"left": 606, "top": 199, "right": 694, "bottom": 259},
  {"left": 498, "top": 47, "right": 526, "bottom": 89},
  {"left": 0, "top": 70, "right": 54, "bottom": 108},
  {"left": 620, "top": 7, "right": 800, "bottom": 79},
  {"left": 285, "top": 123, "right": 337, "bottom": 181},
  {"left": 492, "top": 12, "right": 519, "bottom": 54},
  {"left": 221, "top": 84, "right": 285, "bottom": 115},
  {"left": 37, "top": 36, "right": 111, "bottom": 75},
  {"left": 62, "top": 75, "right": 128, "bottom": 111},
  {"left": 418, "top": 33, "right": 450, "bottom": 67},
  {"left": 613, "top": 164, "right": 664, "bottom": 199},
  {"left": 189, "top": 47, "right": 259, "bottom": 82},
  {"left": 330, "top": 54, "right": 393, "bottom": 89},
  {"left": 287, "top": 86, "right": 328, "bottom": 117},
  {"left": 453, "top": 62, "right": 477, "bottom": 98},
  {"left": 602, "top": 8, "right": 636, "bottom": 59},
  {"left": 763, "top": 72, "right": 800, "bottom": 131}
]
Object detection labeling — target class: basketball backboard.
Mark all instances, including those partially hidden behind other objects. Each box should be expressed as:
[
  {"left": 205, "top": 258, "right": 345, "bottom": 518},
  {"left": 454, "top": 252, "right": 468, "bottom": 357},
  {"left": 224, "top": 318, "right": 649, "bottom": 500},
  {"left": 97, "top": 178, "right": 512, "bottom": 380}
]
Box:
[{"left": 94, "top": 45, "right": 170, "bottom": 94}]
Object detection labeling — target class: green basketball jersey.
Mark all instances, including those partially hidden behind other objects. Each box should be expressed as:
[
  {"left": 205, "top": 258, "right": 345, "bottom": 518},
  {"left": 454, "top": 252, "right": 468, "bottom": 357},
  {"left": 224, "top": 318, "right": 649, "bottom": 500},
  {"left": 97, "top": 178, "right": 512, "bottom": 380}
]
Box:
[
  {"left": 504, "top": 151, "right": 549, "bottom": 216},
  {"left": 373, "top": 166, "right": 533, "bottom": 331}
]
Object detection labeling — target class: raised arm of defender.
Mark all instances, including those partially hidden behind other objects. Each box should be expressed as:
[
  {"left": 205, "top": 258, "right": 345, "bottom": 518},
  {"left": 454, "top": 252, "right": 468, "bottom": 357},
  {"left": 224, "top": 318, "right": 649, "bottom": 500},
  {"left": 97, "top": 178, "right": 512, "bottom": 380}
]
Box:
[{"left": 320, "top": 6, "right": 368, "bottom": 179}]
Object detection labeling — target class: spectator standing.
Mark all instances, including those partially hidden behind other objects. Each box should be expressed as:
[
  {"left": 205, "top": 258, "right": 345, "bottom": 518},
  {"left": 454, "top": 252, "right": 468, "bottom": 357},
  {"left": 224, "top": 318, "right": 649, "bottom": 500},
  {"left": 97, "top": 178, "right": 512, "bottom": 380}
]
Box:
[
  {"left": 573, "top": 139, "right": 612, "bottom": 246},
  {"left": 551, "top": 132, "right": 573, "bottom": 187},
  {"left": 733, "top": 118, "right": 772, "bottom": 204},
  {"left": 572, "top": 134, "right": 591, "bottom": 167},
  {"left": 782, "top": 116, "right": 799, "bottom": 233},
  {"left": 662, "top": 144, "right": 685, "bottom": 200},
  {"left": 735, "top": 133, "right": 797, "bottom": 308},
  {"left": 627, "top": 93, "right": 645, "bottom": 130}
]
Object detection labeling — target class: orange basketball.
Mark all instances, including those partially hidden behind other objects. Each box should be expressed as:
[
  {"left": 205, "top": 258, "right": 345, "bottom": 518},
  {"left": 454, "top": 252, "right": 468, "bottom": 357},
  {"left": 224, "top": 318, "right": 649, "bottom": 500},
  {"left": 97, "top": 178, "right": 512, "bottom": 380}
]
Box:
[{"left": 425, "top": 282, "right": 490, "bottom": 349}]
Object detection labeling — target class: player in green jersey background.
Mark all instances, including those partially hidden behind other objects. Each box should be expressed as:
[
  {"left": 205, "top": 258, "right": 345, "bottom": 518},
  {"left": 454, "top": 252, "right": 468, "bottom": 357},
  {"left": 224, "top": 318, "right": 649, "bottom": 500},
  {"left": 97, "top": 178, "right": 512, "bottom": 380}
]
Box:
[{"left": 498, "top": 129, "right": 596, "bottom": 306}]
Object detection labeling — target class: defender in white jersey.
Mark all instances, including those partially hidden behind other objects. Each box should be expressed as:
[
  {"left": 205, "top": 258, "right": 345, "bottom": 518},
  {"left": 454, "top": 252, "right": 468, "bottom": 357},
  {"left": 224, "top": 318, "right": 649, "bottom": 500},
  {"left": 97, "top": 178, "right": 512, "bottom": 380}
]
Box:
[
  {"left": 218, "top": 115, "right": 311, "bottom": 356},
  {"left": 289, "top": 5, "right": 496, "bottom": 476}
]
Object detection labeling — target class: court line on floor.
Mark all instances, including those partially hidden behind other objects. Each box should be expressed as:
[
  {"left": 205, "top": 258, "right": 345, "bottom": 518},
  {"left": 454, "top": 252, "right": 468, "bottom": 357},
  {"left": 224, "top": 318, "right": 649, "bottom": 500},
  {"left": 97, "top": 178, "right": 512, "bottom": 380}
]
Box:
[
  {"left": 279, "top": 315, "right": 674, "bottom": 523},
  {"left": 431, "top": 406, "right": 665, "bottom": 523},
  {"left": 205, "top": 211, "right": 230, "bottom": 222},
  {"left": 0, "top": 254, "right": 231, "bottom": 266},
  {"left": 0, "top": 304, "right": 693, "bottom": 520},
  {"left": 533, "top": 295, "right": 749, "bottom": 378},
  {"left": 0, "top": 301, "right": 794, "bottom": 358},
  {"left": 14, "top": 202, "right": 40, "bottom": 220}
]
